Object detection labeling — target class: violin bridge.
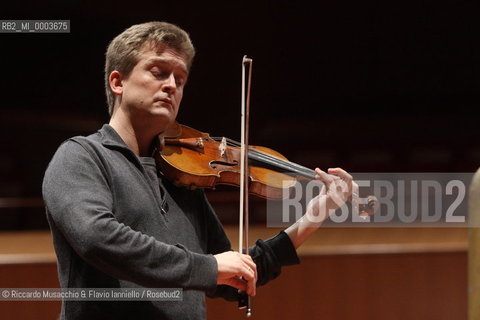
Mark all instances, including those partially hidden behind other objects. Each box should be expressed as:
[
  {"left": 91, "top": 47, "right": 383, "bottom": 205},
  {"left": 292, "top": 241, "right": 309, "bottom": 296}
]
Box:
[{"left": 219, "top": 137, "right": 227, "bottom": 157}]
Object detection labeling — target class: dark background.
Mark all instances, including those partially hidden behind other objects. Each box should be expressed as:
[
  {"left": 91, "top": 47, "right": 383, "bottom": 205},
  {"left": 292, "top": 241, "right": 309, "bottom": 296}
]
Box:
[{"left": 0, "top": 0, "right": 478, "bottom": 229}]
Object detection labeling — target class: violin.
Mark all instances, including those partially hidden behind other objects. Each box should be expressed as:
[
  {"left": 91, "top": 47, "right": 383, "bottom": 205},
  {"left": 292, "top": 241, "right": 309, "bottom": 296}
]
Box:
[
  {"left": 154, "top": 57, "right": 377, "bottom": 318},
  {"left": 154, "top": 121, "right": 378, "bottom": 216}
]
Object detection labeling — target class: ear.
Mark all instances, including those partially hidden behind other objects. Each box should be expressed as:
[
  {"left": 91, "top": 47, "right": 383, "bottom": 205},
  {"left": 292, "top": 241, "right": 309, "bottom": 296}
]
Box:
[{"left": 109, "top": 71, "right": 124, "bottom": 96}]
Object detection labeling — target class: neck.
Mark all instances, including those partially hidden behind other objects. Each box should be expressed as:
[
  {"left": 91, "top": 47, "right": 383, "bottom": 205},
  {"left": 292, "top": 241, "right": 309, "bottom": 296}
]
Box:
[{"left": 109, "top": 109, "right": 163, "bottom": 157}]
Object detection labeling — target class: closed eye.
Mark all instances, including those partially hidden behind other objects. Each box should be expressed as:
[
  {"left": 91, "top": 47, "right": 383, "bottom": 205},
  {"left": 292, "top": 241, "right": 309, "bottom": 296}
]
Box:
[
  {"left": 175, "top": 77, "right": 185, "bottom": 87},
  {"left": 152, "top": 70, "right": 168, "bottom": 79},
  {"left": 150, "top": 66, "right": 186, "bottom": 87}
]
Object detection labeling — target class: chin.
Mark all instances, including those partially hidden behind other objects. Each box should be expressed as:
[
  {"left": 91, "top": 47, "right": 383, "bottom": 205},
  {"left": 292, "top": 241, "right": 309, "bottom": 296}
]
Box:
[{"left": 149, "top": 112, "right": 175, "bottom": 132}]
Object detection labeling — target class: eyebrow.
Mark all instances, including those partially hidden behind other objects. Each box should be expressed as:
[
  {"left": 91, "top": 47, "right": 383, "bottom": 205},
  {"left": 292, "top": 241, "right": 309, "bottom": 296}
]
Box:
[{"left": 146, "top": 57, "right": 188, "bottom": 76}]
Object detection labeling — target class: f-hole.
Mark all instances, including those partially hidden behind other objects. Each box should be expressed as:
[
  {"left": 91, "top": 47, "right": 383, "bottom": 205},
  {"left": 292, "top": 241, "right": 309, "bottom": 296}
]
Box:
[{"left": 209, "top": 160, "right": 238, "bottom": 169}]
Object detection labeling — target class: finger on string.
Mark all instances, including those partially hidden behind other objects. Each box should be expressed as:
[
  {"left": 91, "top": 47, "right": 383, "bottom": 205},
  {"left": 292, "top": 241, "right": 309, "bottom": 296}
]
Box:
[
  {"left": 315, "top": 168, "right": 334, "bottom": 188},
  {"left": 329, "top": 168, "right": 353, "bottom": 195},
  {"left": 328, "top": 167, "right": 352, "bottom": 183}
]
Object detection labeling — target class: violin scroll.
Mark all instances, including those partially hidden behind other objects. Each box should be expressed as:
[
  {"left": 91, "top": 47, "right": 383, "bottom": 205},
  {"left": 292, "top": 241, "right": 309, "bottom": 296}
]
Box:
[{"left": 358, "top": 195, "right": 379, "bottom": 217}]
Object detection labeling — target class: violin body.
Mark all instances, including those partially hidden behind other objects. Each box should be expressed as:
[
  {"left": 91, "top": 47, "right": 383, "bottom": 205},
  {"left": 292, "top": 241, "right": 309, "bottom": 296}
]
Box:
[
  {"left": 155, "top": 122, "right": 378, "bottom": 216},
  {"left": 154, "top": 122, "right": 297, "bottom": 200}
]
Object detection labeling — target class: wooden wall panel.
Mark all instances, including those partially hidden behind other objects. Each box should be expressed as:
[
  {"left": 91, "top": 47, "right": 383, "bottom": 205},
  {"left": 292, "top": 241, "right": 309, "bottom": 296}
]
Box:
[
  {"left": 0, "top": 230, "right": 467, "bottom": 320},
  {"left": 207, "top": 252, "right": 467, "bottom": 320},
  {"left": 0, "top": 263, "right": 60, "bottom": 320}
]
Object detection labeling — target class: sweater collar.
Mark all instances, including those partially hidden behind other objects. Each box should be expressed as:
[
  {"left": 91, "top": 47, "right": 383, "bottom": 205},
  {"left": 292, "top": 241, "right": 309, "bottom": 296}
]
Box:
[
  {"left": 98, "top": 124, "right": 131, "bottom": 150},
  {"left": 97, "top": 124, "right": 159, "bottom": 160},
  {"left": 97, "top": 124, "right": 149, "bottom": 170}
]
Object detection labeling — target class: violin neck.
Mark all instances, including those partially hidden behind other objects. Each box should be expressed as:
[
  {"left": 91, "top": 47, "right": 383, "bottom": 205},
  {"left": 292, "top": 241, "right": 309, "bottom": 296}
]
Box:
[{"left": 247, "top": 150, "right": 317, "bottom": 180}]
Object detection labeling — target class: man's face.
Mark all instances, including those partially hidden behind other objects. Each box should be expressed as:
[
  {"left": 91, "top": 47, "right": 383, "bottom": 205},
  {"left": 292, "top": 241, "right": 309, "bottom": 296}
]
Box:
[{"left": 118, "top": 44, "right": 189, "bottom": 130}]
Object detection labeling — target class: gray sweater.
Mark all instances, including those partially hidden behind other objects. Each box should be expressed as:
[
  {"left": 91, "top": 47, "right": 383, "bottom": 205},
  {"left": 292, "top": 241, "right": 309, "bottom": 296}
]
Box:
[{"left": 42, "top": 124, "right": 300, "bottom": 319}]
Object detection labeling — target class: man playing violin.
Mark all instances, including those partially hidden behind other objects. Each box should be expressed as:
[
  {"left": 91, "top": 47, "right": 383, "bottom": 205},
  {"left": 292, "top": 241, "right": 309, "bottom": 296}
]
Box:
[{"left": 42, "top": 21, "right": 358, "bottom": 319}]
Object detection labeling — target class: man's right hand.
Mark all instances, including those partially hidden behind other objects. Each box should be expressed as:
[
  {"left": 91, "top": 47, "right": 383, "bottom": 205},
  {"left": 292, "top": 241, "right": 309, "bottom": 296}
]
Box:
[{"left": 214, "top": 251, "right": 257, "bottom": 296}]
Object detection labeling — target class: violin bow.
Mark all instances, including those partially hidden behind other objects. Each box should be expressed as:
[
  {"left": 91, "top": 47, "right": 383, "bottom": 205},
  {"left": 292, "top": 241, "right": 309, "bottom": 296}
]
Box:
[{"left": 238, "top": 55, "right": 253, "bottom": 317}]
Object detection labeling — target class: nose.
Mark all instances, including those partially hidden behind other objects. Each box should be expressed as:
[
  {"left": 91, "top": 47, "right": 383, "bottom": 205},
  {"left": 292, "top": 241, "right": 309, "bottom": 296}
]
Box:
[{"left": 162, "top": 73, "right": 176, "bottom": 95}]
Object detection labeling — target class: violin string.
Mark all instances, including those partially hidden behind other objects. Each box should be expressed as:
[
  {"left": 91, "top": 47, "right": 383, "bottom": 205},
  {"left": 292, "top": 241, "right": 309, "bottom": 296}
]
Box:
[
  {"left": 213, "top": 137, "right": 290, "bottom": 171},
  {"left": 212, "top": 137, "right": 317, "bottom": 179},
  {"left": 250, "top": 151, "right": 317, "bottom": 179},
  {"left": 222, "top": 138, "right": 315, "bottom": 178}
]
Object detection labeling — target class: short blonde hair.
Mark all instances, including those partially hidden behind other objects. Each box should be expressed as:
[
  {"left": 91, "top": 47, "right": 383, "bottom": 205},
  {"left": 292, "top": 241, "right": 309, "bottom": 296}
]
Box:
[{"left": 104, "top": 21, "right": 195, "bottom": 115}]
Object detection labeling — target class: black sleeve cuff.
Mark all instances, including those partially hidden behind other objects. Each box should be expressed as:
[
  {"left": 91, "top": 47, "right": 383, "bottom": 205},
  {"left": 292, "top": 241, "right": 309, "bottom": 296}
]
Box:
[
  {"left": 264, "top": 231, "right": 301, "bottom": 266},
  {"left": 211, "top": 231, "right": 301, "bottom": 300}
]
